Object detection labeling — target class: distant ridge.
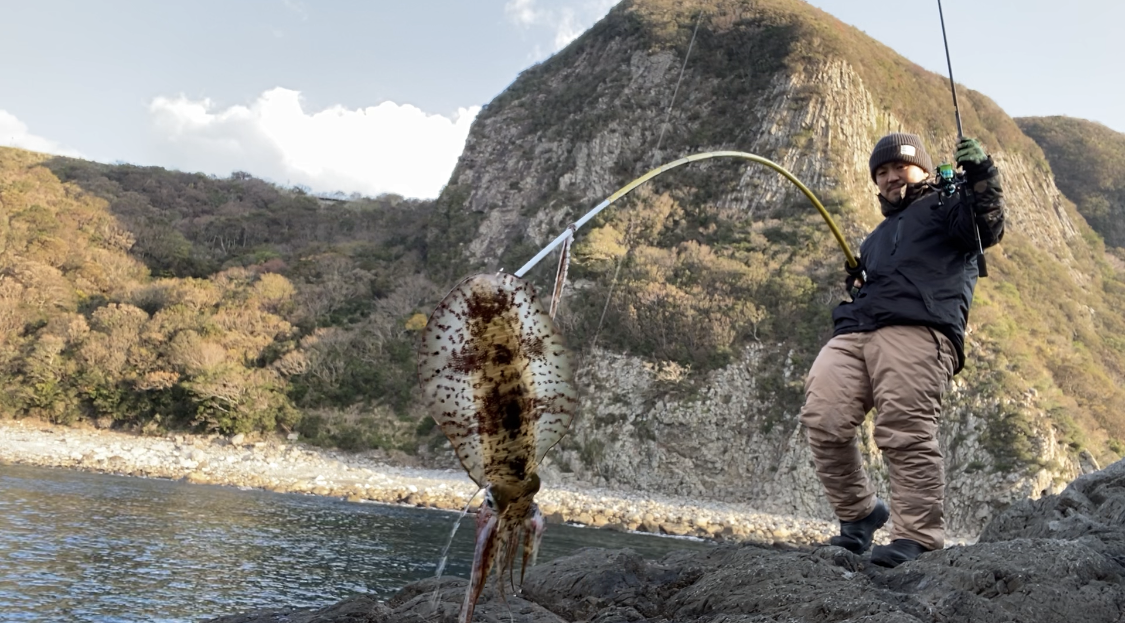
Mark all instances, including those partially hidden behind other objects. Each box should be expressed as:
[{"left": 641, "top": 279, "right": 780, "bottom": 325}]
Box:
[{"left": 1017, "top": 115, "right": 1125, "bottom": 250}]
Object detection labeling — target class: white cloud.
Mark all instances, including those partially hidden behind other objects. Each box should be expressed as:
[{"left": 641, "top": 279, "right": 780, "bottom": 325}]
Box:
[
  {"left": 504, "top": 0, "right": 617, "bottom": 56},
  {"left": 0, "top": 110, "right": 84, "bottom": 158},
  {"left": 281, "top": 0, "right": 308, "bottom": 20},
  {"left": 147, "top": 88, "right": 479, "bottom": 199},
  {"left": 505, "top": 0, "right": 539, "bottom": 26}
]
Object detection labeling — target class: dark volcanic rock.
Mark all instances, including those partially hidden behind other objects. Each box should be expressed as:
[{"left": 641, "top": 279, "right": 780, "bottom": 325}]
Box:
[
  {"left": 205, "top": 594, "right": 392, "bottom": 623},
  {"left": 519, "top": 547, "right": 711, "bottom": 620},
  {"left": 208, "top": 460, "right": 1125, "bottom": 622},
  {"left": 978, "top": 451, "right": 1125, "bottom": 568}
]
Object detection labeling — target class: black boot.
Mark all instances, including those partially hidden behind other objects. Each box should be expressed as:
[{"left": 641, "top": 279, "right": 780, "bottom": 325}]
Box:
[
  {"left": 828, "top": 498, "right": 889, "bottom": 554},
  {"left": 871, "top": 538, "right": 927, "bottom": 567}
]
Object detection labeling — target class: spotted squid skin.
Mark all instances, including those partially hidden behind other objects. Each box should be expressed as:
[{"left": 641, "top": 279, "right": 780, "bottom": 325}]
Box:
[
  {"left": 417, "top": 273, "right": 576, "bottom": 492},
  {"left": 417, "top": 273, "right": 576, "bottom": 622}
]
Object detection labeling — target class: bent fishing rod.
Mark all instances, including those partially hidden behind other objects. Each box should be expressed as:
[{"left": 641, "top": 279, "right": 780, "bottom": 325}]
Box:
[
  {"left": 513, "top": 151, "right": 857, "bottom": 278},
  {"left": 508, "top": 3, "right": 987, "bottom": 291}
]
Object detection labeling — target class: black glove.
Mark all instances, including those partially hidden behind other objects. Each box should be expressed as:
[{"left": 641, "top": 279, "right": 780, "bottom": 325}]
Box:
[{"left": 844, "top": 259, "right": 865, "bottom": 298}]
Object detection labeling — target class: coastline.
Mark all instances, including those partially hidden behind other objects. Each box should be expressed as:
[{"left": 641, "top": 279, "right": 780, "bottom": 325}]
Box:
[{"left": 0, "top": 418, "right": 840, "bottom": 545}]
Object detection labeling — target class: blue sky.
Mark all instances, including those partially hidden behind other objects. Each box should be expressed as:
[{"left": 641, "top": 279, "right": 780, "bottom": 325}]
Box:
[{"left": 2, "top": 0, "right": 1121, "bottom": 198}]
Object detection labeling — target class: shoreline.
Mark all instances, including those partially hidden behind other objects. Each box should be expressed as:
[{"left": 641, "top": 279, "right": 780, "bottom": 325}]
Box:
[{"left": 0, "top": 418, "right": 843, "bottom": 545}]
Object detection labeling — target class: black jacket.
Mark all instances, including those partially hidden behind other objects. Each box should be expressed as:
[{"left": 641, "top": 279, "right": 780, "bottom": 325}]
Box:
[{"left": 832, "top": 158, "right": 1006, "bottom": 373}]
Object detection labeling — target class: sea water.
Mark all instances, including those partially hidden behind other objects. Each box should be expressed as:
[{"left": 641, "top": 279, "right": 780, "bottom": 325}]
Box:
[{"left": 0, "top": 464, "right": 712, "bottom": 622}]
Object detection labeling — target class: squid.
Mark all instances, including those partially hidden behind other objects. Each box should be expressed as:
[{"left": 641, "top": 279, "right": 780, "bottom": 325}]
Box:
[{"left": 417, "top": 272, "right": 577, "bottom": 623}]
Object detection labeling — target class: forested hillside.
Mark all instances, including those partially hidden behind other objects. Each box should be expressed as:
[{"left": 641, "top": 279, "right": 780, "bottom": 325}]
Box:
[
  {"left": 0, "top": 147, "right": 454, "bottom": 450},
  {"left": 1017, "top": 116, "right": 1125, "bottom": 251}
]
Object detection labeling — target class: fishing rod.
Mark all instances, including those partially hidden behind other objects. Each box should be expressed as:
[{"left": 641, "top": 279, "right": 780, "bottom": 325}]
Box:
[
  {"left": 937, "top": 0, "right": 962, "bottom": 140},
  {"left": 936, "top": 0, "right": 988, "bottom": 276},
  {"left": 935, "top": 0, "right": 962, "bottom": 188},
  {"left": 512, "top": 151, "right": 857, "bottom": 278}
]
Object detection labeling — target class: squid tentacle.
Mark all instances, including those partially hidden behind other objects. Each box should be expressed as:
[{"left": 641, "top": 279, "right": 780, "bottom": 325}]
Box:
[
  {"left": 521, "top": 504, "right": 546, "bottom": 585},
  {"left": 462, "top": 501, "right": 500, "bottom": 623}
]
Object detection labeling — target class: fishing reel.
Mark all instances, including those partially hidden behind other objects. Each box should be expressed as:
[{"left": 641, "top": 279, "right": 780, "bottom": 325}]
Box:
[
  {"left": 938, "top": 161, "right": 990, "bottom": 276},
  {"left": 936, "top": 162, "right": 963, "bottom": 197}
]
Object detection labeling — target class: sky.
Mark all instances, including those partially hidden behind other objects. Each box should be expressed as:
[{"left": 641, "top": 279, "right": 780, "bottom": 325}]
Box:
[{"left": 1, "top": 1, "right": 1122, "bottom": 199}]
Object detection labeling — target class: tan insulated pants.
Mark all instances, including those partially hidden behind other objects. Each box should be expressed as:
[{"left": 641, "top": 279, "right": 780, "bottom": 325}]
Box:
[{"left": 799, "top": 325, "right": 957, "bottom": 550}]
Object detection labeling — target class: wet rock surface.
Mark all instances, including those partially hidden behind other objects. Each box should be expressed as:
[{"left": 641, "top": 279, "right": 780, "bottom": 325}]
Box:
[{"left": 210, "top": 458, "right": 1125, "bottom": 623}]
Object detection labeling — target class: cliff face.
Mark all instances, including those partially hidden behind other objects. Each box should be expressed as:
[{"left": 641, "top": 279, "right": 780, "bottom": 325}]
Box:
[{"left": 435, "top": 0, "right": 1125, "bottom": 537}]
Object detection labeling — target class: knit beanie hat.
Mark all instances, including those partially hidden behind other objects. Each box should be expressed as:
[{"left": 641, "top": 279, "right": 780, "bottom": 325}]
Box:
[{"left": 869, "top": 133, "right": 933, "bottom": 181}]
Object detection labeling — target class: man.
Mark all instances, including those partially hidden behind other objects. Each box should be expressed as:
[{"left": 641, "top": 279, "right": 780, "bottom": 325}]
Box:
[{"left": 799, "top": 132, "right": 1005, "bottom": 567}]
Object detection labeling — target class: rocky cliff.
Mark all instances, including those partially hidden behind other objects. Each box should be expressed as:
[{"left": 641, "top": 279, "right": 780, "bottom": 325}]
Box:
[{"left": 431, "top": 0, "right": 1125, "bottom": 538}]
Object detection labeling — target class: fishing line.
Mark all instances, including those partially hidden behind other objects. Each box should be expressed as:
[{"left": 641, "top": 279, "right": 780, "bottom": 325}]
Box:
[
  {"left": 589, "top": 252, "right": 623, "bottom": 351},
  {"left": 548, "top": 226, "right": 574, "bottom": 320},
  {"left": 652, "top": 9, "right": 705, "bottom": 167},
  {"left": 589, "top": 8, "right": 704, "bottom": 347},
  {"left": 430, "top": 485, "right": 486, "bottom": 611}
]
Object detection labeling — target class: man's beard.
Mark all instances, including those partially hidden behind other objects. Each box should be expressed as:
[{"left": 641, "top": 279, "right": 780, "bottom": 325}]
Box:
[{"left": 884, "top": 184, "right": 906, "bottom": 204}]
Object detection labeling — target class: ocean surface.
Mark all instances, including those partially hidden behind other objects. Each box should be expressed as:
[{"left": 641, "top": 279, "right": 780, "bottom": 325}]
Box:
[{"left": 0, "top": 463, "right": 713, "bottom": 622}]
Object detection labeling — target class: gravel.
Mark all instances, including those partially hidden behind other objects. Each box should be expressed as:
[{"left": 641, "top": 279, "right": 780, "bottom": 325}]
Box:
[{"left": 0, "top": 418, "right": 846, "bottom": 545}]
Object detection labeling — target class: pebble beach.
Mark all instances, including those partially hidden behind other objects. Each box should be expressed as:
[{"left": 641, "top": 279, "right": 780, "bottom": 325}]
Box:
[{"left": 0, "top": 418, "right": 843, "bottom": 546}]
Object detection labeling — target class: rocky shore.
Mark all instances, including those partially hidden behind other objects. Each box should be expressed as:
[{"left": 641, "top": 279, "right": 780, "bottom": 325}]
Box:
[
  {"left": 216, "top": 455, "right": 1125, "bottom": 623},
  {"left": 0, "top": 418, "right": 845, "bottom": 546},
  {"left": 9, "top": 417, "right": 1122, "bottom": 622}
]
